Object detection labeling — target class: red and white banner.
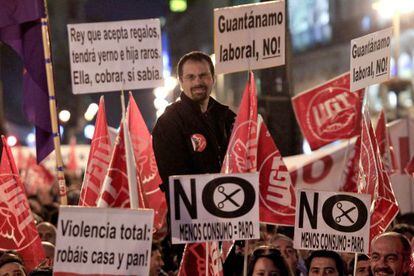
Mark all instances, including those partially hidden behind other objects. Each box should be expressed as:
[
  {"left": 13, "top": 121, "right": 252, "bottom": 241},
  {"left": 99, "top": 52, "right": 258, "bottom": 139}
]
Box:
[
  {"left": 79, "top": 97, "right": 111, "bottom": 207},
  {"left": 287, "top": 139, "right": 358, "bottom": 192},
  {"left": 0, "top": 136, "right": 45, "bottom": 271},
  {"left": 257, "top": 116, "right": 295, "bottom": 226},
  {"left": 292, "top": 73, "right": 364, "bottom": 150},
  {"left": 128, "top": 94, "right": 167, "bottom": 236}
]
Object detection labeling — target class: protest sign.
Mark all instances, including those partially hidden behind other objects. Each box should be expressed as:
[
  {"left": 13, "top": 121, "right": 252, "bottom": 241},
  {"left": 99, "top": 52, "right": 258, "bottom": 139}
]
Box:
[
  {"left": 350, "top": 27, "right": 392, "bottom": 91},
  {"left": 214, "top": 1, "right": 285, "bottom": 74},
  {"left": 169, "top": 173, "right": 259, "bottom": 244},
  {"left": 293, "top": 190, "right": 370, "bottom": 254},
  {"left": 67, "top": 19, "right": 163, "bottom": 94},
  {"left": 54, "top": 206, "right": 153, "bottom": 275}
]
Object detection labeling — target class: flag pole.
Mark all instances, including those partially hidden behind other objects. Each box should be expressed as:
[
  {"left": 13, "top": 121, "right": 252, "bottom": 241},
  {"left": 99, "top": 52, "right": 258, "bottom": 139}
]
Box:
[
  {"left": 121, "top": 91, "right": 139, "bottom": 209},
  {"left": 206, "top": 242, "right": 209, "bottom": 276},
  {"left": 41, "top": 0, "right": 67, "bottom": 205}
]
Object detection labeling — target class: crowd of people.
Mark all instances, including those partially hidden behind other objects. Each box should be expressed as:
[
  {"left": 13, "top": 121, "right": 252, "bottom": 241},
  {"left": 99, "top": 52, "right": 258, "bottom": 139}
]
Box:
[{"left": 1, "top": 51, "right": 413, "bottom": 276}]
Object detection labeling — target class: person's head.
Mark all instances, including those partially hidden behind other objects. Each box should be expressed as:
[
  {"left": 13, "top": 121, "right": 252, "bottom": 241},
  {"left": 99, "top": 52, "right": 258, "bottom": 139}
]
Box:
[
  {"left": 306, "top": 250, "right": 344, "bottom": 276},
  {"left": 0, "top": 251, "right": 26, "bottom": 276},
  {"left": 36, "top": 222, "right": 57, "bottom": 245},
  {"left": 248, "top": 245, "right": 291, "bottom": 276},
  {"left": 391, "top": 224, "right": 414, "bottom": 243},
  {"left": 271, "top": 234, "right": 298, "bottom": 274},
  {"left": 349, "top": 254, "right": 372, "bottom": 276},
  {"left": 149, "top": 243, "right": 164, "bottom": 276},
  {"left": 370, "top": 232, "right": 411, "bottom": 276},
  {"left": 177, "top": 51, "right": 215, "bottom": 107},
  {"left": 41, "top": 241, "right": 55, "bottom": 268}
]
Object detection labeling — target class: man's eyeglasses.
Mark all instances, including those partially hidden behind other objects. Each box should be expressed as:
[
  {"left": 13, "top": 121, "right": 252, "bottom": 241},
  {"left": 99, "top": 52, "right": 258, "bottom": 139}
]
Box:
[{"left": 182, "top": 72, "right": 212, "bottom": 82}]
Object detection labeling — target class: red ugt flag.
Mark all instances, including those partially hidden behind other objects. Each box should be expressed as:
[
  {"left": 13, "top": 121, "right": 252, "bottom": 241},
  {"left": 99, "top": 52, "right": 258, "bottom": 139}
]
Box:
[
  {"left": 128, "top": 94, "right": 167, "bottom": 235},
  {"left": 292, "top": 73, "right": 364, "bottom": 150},
  {"left": 221, "top": 71, "right": 258, "bottom": 261},
  {"left": 79, "top": 97, "right": 111, "bottom": 207},
  {"left": 357, "top": 109, "right": 399, "bottom": 241},
  {"left": 178, "top": 242, "right": 223, "bottom": 276},
  {"left": 257, "top": 116, "right": 295, "bottom": 226},
  {"left": 0, "top": 136, "right": 45, "bottom": 271},
  {"left": 222, "top": 71, "right": 258, "bottom": 173},
  {"left": 97, "top": 124, "right": 131, "bottom": 208}
]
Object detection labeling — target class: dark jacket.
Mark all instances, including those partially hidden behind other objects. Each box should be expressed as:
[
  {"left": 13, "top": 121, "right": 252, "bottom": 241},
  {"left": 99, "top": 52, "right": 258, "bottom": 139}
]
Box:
[{"left": 152, "top": 93, "right": 235, "bottom": 192}]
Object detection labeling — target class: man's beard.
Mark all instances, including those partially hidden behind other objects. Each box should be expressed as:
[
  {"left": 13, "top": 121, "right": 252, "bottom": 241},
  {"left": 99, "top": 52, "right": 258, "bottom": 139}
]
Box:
[{"left": 190, "top": 85, "right": 209, "bottom": 103}]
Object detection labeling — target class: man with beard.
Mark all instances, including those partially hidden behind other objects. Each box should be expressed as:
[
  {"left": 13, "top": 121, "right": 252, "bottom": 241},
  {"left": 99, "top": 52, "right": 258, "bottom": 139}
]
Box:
[
  {"left": 152, "top": 51, "right": 235, "bottom": 272},
  {"left": 370, "top": 232, "right": 411, "bottom": 276},
  {"left": 153, "top": 51, "right": 235, "bottom": 196}
]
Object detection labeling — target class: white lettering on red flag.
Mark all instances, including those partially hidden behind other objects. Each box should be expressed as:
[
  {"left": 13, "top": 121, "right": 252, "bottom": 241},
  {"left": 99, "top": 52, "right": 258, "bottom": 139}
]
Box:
[
  {"left": 79, "top": 97, "right": 111, "bottom": 206},
  {"left": 257, "top": 116, "right": 295, "bottom": 225},
  {"left": 128, "top": 94, "right": 167, "bottom": 237},
  {"left": 220, "top": 72, "right": 258, "bottom": 262},
  {"left": 97, "top": 126, "right": 131, "bottom": 208},
  {"left": 0, "top": 137, "right": 45, "bottom": 271},
  {"left": 292, "top": 73, "right": 364, "bottom": 150}
]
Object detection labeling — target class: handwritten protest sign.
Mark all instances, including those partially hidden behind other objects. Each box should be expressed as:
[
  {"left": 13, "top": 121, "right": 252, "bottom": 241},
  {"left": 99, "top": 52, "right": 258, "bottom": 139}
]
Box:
[
  {"left": 214, "top": 1, "right": 285, "bottom": 74},
  {"left": 54, "top": 206, "right": 153, "bottom": 275},
  {"left": 293, "top": 190, "right": 370, "bottom": 254},
  {"left": 67, "top": 19, "right": 163, "bottom": 94},
  {"left": 350, "top": 27, "right": 392, "bottom": 91},
  {"left": 169, "top": 173, "right": 259, "bottom": 244}
]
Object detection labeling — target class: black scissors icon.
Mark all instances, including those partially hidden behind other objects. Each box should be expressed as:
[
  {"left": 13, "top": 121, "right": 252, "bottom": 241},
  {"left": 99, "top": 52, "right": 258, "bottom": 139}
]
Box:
[
  {"left": 335, "top": 202, "right": 356, "bottom": 223},
  {"left": 217, "top": 185, "right": 241, "bottom": 209}
]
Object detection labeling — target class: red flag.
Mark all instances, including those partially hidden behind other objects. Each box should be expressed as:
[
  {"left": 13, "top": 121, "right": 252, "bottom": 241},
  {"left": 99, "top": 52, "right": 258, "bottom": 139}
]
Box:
[
  {"left": 357, "top": 109, "right": 399, "bottom": 241},
  {"left": 257, "top": 116, "right": 295, "bottom": 225},
  {"left": 178, "top": 242, "right": 222, "bottom": 276},
  {"left": 128, "top": 94, "right": 167, "bottom": 235},
  {"left": 0, "top": 136, "right": 45, "bottom": 271},
  {"left": 22, "top": 154, "right": 54, "bottom": 197},
  {"left": 292, "top": 73, "right": 364, "bottom": 150},
  {"left": 375, "top": 110, "right": 398, "bottom": 174},
  {"left": 221, "top": 72, "right": 257, "bottom": 262},
  {"left": 97, "top": 124, "right": 131, "bottom": 208},
  {"left": 222, "top": 71, "right": 258, "bottom": 174},
  {"left": 79, "top": 97, "right": 111, "bottom": 207}
]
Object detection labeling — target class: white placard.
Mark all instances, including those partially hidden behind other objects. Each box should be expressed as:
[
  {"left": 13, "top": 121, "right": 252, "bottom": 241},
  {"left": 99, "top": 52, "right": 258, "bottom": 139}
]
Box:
[
  {"left": 54, "top": 206, "right": 154, "bottom": 275},
  {"left": 214, "top": 1, "right": 285, "bottom": 75},
  {"left": 350, "top": 27, "right": 392, "bottom": 91},
  {"left": 169, "top": 173, "right": 260, "bottom": 244},
  {"left": 293, "top": 190, "right": 371, "bottom": 254},
  {"left": 67, "top": 19, "right": 163, "bottom": 94}
]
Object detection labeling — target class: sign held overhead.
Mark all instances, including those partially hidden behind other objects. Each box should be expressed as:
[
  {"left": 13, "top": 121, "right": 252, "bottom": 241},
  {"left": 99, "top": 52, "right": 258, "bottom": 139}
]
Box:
[
  {"left": 67, "top": 19, "right": 163, "bottom": 94},
  {"left": 53, "top": 206, "right": 154, "bottom": 276},
  {"left": 293, "top": 190, "right": 371, "bottom": 254},
  {"left": 214, "top": 0, "right": 285, "bottom": 75},
  {"left": 169, "top": 173, "right": 260, "bottom": 244},
  {"left": 350, "top": 27, "right": 392, "bottom": 91}
]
